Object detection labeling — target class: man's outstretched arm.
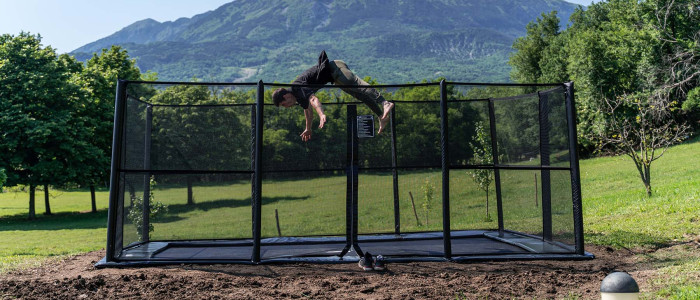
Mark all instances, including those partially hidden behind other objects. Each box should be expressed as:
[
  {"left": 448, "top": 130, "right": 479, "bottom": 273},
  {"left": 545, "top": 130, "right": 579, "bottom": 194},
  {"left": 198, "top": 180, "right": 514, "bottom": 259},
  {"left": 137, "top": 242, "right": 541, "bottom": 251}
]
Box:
[
  {"left": 300, "top": 95, "right": 326, "bottom": 142},
  {"left": 308, "top": 95, "right": 326, "bottom": 128},
  {"left": 301, "top": 107, "right": 314, "bottom": 142}
]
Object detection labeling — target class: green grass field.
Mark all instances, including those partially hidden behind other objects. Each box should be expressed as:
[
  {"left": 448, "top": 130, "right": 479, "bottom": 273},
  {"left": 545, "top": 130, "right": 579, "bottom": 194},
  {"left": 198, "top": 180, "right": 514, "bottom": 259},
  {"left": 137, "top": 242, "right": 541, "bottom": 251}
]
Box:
[
  {"left": 1, "top": 138, "right": 698, "bottom": 297},
  {"left": 113, "top": 168, "right": 574, "bottom": 248}
]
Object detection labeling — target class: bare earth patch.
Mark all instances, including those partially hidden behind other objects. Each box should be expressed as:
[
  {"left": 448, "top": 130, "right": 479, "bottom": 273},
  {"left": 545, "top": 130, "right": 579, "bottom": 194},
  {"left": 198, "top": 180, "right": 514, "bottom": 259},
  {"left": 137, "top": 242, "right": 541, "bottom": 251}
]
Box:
[{"left": 0, "top": 245, "right": 668, "bottom": 299}]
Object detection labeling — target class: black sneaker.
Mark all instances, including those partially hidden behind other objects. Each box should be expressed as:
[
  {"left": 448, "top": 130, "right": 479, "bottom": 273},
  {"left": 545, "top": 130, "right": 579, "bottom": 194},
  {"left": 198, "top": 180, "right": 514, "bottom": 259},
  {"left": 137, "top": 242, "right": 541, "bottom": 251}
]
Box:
[
  {"left": 373, "top": 255, "right": 386, "bottom": 271},
  {"left": 358, "top": 252, "right": 373, "bottom": 271}
]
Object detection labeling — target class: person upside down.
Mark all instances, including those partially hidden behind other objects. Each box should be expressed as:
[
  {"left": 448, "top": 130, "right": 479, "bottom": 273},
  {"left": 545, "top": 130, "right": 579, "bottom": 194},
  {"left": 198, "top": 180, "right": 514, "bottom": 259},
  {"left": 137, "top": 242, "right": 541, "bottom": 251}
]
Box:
[{"left": 272, "top": 50, "right": 394, "bottom": 142}]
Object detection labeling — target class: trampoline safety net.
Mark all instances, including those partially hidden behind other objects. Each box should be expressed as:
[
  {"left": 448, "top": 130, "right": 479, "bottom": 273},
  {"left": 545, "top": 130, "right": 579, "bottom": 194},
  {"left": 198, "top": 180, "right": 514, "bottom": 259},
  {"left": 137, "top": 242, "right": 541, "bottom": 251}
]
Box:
[{"left": 98, "top": 80, "right": 592, "bottom": 267}]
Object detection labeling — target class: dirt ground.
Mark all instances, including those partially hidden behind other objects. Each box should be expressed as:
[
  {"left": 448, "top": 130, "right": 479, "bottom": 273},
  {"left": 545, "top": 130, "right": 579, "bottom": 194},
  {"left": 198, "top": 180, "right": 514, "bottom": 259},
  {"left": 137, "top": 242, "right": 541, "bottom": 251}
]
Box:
[{"left": 0, "top": 245, "right": 662, "bottom": 299}]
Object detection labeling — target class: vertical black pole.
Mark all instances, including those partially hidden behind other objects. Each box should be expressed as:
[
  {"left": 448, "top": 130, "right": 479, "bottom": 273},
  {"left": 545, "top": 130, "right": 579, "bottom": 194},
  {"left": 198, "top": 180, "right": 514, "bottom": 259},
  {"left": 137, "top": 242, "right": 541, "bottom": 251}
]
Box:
[
  {"left": 349, "top": 105, "right": 363, "bottom": 256},
  {"left": 565, "top": 82, "right": 585, "bottom": 255},
  {"left": 141, "top": 105, "right": 153, "bottom": 242},
  {"left": 250, "top": 103, "right": 256, "bottom": 216},
  {"left": 488, "top": 99, "right": 505, "bottom": 236},
  {"left": 252, "top": 80, "right": 264, "bottom": 263},
  {"left": 439, "top": 80, "right": 452, "bottom": 258},
  {"left": 106, "top": 80, "right": 128, "bottom": 262},
  {"left": 390, "top": 105, "right": 400, "bottom": 234},
  {"left": 340, "top": 105, "right": 354, "bottom": 257},
  {"left": 538, "top": 92, "right": 553, "bottom": 241}
]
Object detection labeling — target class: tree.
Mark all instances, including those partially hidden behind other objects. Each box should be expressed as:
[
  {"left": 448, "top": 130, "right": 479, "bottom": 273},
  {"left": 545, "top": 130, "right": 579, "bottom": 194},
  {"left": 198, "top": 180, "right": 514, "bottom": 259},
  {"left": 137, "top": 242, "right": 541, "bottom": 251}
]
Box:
[
  {"left": 509, "top": 0, "right": 697, "bottom": 172},
  {"left": 598, "top": 92, "right": 689, "bottom": 196},
  {"left": 509, "top": 11, "right": 562, "bottom": 84},
  {"left": 0, "top": 169, "right": 6, "bottom": 190},
  {"left": 652, "top": 0, "right": 700, "bottom": 132},
  {"left": 589, "top": 0, "right": 696, "bottom": 196},
  {"left": 682, "top": 87, "right": 700, "bottom": 125},
  {"left": 76, "top": 46, "right": 143, "bottom": 208},
  {"left": 126, "top": 176, "right": 168, "bottom": 241},
  {"left": 0, "top": 33, "right": 96, "bottom": 219},
  {"left": 468, "top": 122, "right": 494, "bottom": 222},
  {"left": 654, "top": 0, "right": 700, "bottom": 94},
  {"left": 421, "top": 179, "right": 435, "bottom": 226}
]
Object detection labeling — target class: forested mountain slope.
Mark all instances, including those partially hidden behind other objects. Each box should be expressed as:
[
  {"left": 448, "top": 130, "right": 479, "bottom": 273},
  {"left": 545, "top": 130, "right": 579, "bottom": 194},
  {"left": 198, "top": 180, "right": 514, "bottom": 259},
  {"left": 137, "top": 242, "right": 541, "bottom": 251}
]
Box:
[{"left": 71, "top": 0, "right": 579, "bottom": 83}]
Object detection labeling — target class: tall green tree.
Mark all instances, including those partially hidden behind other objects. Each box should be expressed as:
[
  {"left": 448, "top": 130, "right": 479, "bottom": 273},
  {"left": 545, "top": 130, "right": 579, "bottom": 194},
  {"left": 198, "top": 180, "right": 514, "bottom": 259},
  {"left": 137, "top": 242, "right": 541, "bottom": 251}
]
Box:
[
  {"left": 0, "top": 33, "right": 97, "bottom": 219},
  {"left": 76, "top": 46, "right": 143, "bottom": 207},
  {"left": 509, "top": 11, "right": 563, "bottom": 84},
  {"left": 508, "top": 0, "right": 697, "bottom": 195},
  {"left": 597, "top": 92, "right": 689, "bottom": 196}
]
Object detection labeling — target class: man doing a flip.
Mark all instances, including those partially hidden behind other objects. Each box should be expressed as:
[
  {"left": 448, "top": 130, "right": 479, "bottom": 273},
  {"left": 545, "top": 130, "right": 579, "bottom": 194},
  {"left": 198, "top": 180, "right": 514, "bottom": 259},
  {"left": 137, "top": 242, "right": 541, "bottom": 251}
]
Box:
[{"left": 272, "top": 50, "right": 394, "bottom": 142}]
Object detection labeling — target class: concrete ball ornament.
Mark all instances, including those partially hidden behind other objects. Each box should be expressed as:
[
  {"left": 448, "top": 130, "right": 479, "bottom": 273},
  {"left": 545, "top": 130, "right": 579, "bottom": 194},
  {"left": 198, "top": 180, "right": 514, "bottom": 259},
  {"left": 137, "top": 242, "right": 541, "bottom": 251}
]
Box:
[{"left": 600, "top": 272, "right": 639, "bottom": 300}]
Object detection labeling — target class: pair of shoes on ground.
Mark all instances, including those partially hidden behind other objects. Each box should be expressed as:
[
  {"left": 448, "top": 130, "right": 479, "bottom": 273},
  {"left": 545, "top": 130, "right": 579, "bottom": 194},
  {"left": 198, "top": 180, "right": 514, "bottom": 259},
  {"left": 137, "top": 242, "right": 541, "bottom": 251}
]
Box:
[{"left": 358, "top": 252, "right": 385, "bottom": 271}]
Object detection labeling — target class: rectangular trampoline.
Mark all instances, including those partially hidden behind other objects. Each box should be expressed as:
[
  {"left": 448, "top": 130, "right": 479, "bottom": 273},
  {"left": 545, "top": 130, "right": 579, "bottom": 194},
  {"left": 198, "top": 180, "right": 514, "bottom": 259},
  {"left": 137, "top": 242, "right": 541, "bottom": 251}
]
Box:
[{"left": 97, "top": 80, "right": 593, "bottom": 267}]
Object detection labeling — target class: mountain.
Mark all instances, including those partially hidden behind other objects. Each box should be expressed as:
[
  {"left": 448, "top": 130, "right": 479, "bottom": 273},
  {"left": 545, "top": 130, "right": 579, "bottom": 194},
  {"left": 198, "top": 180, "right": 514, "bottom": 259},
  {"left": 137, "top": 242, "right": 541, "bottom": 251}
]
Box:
[{"left": 71, "top": 0, "right": 579, "bottom": 83}]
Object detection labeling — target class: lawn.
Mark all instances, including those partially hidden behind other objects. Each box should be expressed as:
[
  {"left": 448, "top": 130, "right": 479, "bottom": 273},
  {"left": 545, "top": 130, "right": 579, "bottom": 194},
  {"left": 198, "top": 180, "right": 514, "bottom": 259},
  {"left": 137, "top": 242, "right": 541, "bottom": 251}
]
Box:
[{"left": 1, "top": 138, "right": 698, "bottom": 297}]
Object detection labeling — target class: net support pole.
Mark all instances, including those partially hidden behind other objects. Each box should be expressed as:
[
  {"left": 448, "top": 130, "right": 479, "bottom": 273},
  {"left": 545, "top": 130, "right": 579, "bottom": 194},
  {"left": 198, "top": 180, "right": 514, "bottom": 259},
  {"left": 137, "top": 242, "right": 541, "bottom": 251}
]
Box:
[
  {"left": 439, "top": 80, "right": 452, "bottom": 259},
  {"left": 348, "top": 105, "right": 364, "bottom": 256},
  {"left": 538, "top": 92, "right": 553, "bottom": 241},
  {"left": 390, "top": 105, "right": 400, "bottom": 234},
  {"left": 106, "top": 80, "right": 128, "bottom": 262},
  {"left": 141, "top": 105, "right": 153, "bottom": 242},
  {"left": 252, "top": 80, "right": 264, "bottom": 263},
  {"left": 249, "top": 103, "right": 257, "bottom": 253},
  {"left": 565, "top": 82, "right": 585, "bottom": 255},
  {"left": 339, "top": 105, "right": 355, "bottom": 258},
  {"left": 488, "top": 99, "right": 505, "bottom": 236}
]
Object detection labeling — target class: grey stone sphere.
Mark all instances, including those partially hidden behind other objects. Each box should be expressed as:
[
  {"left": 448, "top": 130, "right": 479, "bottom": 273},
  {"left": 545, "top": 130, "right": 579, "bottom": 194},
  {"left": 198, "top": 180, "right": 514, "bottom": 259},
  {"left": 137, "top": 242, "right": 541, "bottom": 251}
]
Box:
[{"left": 600, "top": 272, "right": 639, "bottom": 293}]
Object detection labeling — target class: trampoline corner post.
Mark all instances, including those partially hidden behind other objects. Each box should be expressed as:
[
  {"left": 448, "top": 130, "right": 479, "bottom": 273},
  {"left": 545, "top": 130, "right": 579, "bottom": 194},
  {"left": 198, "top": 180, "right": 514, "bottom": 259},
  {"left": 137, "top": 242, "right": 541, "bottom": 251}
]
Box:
[
  {"left": 439, "top": 80, "right": 452, "bottom": 259},
  {"left": 252, "top": 80, "right": 264, "bottom": 263},
  {"left": 106, "top": 79, "right": 128, "bottom": 262},
  {"left": 390, "top": 104, "right": 400, "bottom": 235},
  {"left": 340, "top": 105, "right": 357, "bottom": 258},
  {"left": 565, "top": 82, "right": 585, "bottom": 255}
]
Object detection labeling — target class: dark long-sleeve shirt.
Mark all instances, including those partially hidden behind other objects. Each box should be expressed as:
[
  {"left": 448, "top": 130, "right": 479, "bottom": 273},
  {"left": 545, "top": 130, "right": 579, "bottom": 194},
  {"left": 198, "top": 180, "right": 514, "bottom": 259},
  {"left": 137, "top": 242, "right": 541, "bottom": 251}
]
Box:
[{"left": 291, "top": 50, "right": 333, "bottom": 109}]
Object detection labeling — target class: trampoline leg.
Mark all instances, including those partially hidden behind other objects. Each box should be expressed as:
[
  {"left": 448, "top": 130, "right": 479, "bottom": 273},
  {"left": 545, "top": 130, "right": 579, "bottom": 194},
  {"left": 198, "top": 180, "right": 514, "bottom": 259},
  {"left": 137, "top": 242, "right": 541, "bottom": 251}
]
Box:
[
  {"left": 352, "top": 243, "right": 364, "bottom": 258},
  {"left": 338, "top": 245, "right": 351, "bottom": 258}
]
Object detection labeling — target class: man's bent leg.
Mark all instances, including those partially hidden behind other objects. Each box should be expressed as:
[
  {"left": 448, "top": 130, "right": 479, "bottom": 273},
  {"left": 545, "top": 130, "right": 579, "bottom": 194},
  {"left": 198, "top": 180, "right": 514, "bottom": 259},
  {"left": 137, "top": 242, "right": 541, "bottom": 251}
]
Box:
[
  {"left": 331, "top": 60, "right": 384, "bottom": 116},
  {"left": 331, "top": 60, "right": 394, "bottom": 134}
]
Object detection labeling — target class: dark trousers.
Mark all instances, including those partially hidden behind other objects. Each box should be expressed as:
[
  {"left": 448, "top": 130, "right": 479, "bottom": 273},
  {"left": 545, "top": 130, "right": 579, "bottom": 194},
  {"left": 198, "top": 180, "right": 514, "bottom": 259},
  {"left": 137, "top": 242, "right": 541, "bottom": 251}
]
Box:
[{"left": 329, "top": 60, "right": 386, "bottom": 116}]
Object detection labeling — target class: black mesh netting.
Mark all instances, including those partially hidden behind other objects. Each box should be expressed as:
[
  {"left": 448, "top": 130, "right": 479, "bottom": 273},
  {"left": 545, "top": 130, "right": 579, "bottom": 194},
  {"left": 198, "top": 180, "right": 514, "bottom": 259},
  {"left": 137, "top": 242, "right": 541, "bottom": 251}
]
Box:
[{"left": 107, "top": 81, "right": 584, "bottom": 264}]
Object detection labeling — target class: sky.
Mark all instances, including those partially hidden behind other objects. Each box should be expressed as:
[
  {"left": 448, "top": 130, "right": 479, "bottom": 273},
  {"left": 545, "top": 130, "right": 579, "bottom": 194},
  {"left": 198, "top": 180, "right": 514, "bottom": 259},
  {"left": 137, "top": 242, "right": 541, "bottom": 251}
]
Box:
[
  {"left": 0, "top": 0, "right": 232, "bottom": 53},
  {"left": 0, "top": 0, "right": 599, "bottom": 54}
]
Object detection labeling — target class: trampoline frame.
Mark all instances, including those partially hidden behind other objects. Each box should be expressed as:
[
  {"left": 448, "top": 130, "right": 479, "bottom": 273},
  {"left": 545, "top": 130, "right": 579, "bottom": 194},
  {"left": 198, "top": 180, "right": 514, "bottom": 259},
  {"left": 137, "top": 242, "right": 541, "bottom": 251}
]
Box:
[{"left": 99, "top": 80, "right": 592, "bottom": 267}]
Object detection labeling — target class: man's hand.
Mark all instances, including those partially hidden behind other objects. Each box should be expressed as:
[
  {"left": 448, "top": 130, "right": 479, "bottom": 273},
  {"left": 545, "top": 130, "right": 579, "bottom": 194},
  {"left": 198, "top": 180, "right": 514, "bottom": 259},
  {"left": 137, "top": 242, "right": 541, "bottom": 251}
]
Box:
[
  {"left": 300, "top": 129, "right": 312, "bottom": 142},
  {"left": 318, "top": 114, "right": 327, "bottom": 129}
]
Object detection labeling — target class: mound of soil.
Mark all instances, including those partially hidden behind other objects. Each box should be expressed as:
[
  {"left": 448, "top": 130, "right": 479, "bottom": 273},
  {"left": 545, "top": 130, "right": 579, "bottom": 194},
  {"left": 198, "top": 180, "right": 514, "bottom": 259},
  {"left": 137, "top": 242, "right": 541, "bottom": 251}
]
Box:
[{"left": 1, "top": 245, "right": 649, "bottom": 299}]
